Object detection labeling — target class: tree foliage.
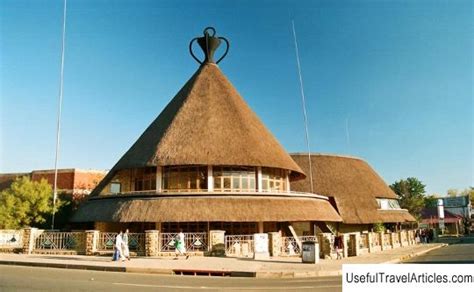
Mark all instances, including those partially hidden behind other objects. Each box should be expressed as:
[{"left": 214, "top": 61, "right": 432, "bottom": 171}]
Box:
[
  {"left": 424, "top": 194, "right": 440, "bottom": 208},
  {"left": 0, "top": 176, "right": 66, "bottom": 229},
  {"left": 390, "top": 177, "right": 426, "bottom": 220}
]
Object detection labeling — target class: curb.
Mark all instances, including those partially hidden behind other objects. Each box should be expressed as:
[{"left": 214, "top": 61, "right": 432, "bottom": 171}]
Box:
[
  {"left": 382, "top": 244, "right": 448, "bottom": 264},
  {"left": 0, "top": 244, "right": 447, "bottom": 279},
  {"left": 0, "top": 260, "right": 126, "bottom": 272}
]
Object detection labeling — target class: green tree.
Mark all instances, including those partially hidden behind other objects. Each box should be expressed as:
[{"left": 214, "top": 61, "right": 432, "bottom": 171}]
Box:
[
  {"left": 447, "top": 188, "right": 459, "bottom": 197},
  {"left": 424, "top": 194, "right": 440, "bottom": 208},
  {"left": 460, "top": 187, "right": 474, "bottom": 201},
  {"left": 0, "top": 176, "right": 66, "bottom": 229},
  {"left": 390, "top": 177, "right": 426, "bottom": 220}
]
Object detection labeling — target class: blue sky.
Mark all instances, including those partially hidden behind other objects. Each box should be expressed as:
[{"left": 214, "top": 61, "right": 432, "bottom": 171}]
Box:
[{"left": 1, "top": 0, "right": 472, "bottom": 195}]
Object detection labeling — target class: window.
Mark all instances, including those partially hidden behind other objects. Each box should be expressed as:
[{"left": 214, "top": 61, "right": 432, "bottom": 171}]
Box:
[
  {"left": 376, "top": 198, "right": 401, "bottom": 210},
  {"left": 110, "top": 182, "right": 121, "bottom": 194},
  {"left": 133, "top": 167, "right": 156, "bottom": 191},
  {"left": 162, "top": 166, "right": 207, "bottom": 192},
  {"left": 261, "top": 168, "right": 287, "bottom": 192},
  {"left": 213, "top": 166, "right": 256, "bottom": 192}
]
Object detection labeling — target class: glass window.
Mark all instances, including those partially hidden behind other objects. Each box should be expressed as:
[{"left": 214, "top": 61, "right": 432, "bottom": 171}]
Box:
[
  {"left": 110, "top": 182, "right": 121, "bottom": 194},
  {"left": 261, "top": 168, "right": 287, "bottom": 192},
  {"left": 162, "top": 166, "right": 208, "bottom": 192},
  {"left": 213, "top": 166, "right": 257, "bottom": 192},
  {"left": 133, "top": 167, "right": 156, "bottom": 191},
  {"left": 376, "top": 198, "right": 402, "bottom": 210}
]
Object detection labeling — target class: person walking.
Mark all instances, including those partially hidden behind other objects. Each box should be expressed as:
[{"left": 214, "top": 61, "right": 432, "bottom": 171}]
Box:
[
  {"left": 334, "top": 233, "right": 344, "bottom": 260},
  {"left": 122, "top": 229, "right": 130, "bottom": 261},
  {"left": 175, "top": 229, "right": 189, "bottom": 260},
  {"left": 114, "top": 230, "right": 125, "bottom": 262}
]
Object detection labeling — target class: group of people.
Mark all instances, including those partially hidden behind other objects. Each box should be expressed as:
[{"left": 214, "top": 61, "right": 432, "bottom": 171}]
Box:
[
  {"left": 113, "top": 229, "right": 130, "bottom": 262},
  {"left": 416, "top": 228, "right": 434, "bottom": 244},
  {"left": 113, "top": 229, "right": 189, "bottom": 261}
]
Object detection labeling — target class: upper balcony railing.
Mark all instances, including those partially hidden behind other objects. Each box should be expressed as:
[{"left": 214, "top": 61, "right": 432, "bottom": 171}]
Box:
[{"left": 98, "top": 189, "right": 330, "bottom": 200}]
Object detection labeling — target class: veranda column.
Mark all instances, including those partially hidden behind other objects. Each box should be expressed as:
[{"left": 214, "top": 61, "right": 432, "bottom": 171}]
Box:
[
  {"left": 367, "top": 232, "right": 374, "bottom": 253},
  {"left": 85, "top": 230, "right": 99, "bottom": 256},
  {"left": 285, "top": 171, "right": 290, "bottom": 192},
  {"left": 207, "top": 165, "right": 214, "bottom": 192},
  {"left": 342, "top": 234, "right": 349, "bottom": 258},
  {"left": 21, "top": 227, "right": 38, "bottom": 254},
  {"left": 258, "top": 222, "right": 264, "bottom": 233},
  {"left": 156, "top": 166, "right": 162, "bottom": 193},
  {"left": 145, "top": 230, "right": 160, "bottom": 257},
  {"left": 380, "top": 232, "right": 385, "bottom": 251}
]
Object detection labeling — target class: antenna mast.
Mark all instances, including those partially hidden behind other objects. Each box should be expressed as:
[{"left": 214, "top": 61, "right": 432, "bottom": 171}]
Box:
[
  {"left": 291, "top": 20, "right": 314, "bottom": 193},
  {"left": 52, "top": 0, "right": 67, "bottom": 230}
]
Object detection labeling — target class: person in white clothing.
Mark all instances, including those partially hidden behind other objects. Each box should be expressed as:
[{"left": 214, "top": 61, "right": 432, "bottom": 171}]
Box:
[
  {"left": 122, "top": 229, "right": 130, "bottom": 261},
  {"left": 114, "top": 231, "right": 125, "bottom": 262},
  {"left": 175, "top": 229, "right": 189, "bottom": 260}
]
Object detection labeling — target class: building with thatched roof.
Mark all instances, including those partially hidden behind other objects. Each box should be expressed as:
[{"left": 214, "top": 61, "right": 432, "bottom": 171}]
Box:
[
  {"left": 71, "top": 28, "right": 342, "bottom": 235},
  {"left": 290, "top": 153, "right": 416, "bottom": 232}
]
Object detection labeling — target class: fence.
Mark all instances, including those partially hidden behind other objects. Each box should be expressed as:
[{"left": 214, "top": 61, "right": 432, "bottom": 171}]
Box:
[
  {"left": 383, "top": 233, "right": 391, "bottom": 247},
  {"left": 360, "top": 233, "right": 369, "bottom": 249},
  {"left": 98, "top": 232, "right": 116, "bottom": 251},
  {"left": 225, "top": 235, "right": 254, "bottom": 257},
  {"left": 98, "top": 232, "right": 145, "bottom": 254},
  {"left": 372, "top": 233, "right": 380, "bottom": 247},
  {"left": 0, "top": 230, "right": 23, "bottom": 249},
  {"left": 34, "top": 231, "right": 86, "bottom": 253},
  {"left": 159, "top": 232, "right": 208, "bottom": 252},
  {"left": 280, "top": 236, "right": 317, "bottom": 256}
]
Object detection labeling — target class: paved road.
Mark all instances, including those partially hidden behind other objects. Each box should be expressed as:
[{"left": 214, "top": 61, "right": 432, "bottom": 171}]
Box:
[
  {"left": 404, "top": 236, "right": 474, "bottom": 264},
  {"left": 0, "top": 265, "right": 342, "bottom": 292}
]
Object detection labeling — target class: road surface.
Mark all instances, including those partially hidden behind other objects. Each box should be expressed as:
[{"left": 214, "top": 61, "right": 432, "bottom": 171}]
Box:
[{"left": 0, "top": 265, "right": 342, "bottom": 292}]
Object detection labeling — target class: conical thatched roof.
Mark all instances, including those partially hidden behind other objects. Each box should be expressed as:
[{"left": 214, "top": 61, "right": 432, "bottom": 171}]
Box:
[
  {"left": 290, "top": 153, "right": 416, "bottom": 224},
  {"left": 92, "top": 63, "right": 304, "bottom": 195}
]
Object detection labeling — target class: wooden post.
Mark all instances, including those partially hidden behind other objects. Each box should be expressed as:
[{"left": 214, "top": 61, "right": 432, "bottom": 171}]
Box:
[
  {"left": 156, "top": 166, "right": 162, "bottom": 193},
  {"left": 257, "top": 167, "right": 263, "bottom": 192},
  {"left": 207, "top": 165, "right": 214, "bottom": 192},
  {"left": 258, "top": 222, "right": 264, "bottom": 233}
]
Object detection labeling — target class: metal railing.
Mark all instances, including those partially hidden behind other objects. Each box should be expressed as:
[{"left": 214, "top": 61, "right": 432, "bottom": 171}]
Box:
[
  {"left": 225, "top": 235, "right": 254, "bottom": 257},
  {"left": 281, "top": 236, "right": 317, "bottom": 256},
  {"left": 159, "top": 233, "right": 208, "bottom": 252},
  {"left": 127, "top": 233, "right": 145, "bottom": 253},
  {"left": 98, "top": 232, "right": 116, "bottom": 251},
  {"left": 98, "top": 232, "right": 145, "bottom": 254},
  {"left": 34, "top": 231, "right": 85, "bottom": 252}
]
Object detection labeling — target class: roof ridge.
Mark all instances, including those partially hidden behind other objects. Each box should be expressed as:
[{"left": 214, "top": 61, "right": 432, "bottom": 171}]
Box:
[{"left": 290, "top": 152, "right": 365, "bottom": 161}]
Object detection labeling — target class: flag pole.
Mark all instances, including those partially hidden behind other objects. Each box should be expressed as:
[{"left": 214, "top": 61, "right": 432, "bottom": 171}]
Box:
[{"left": 52, "top": 0, "right": 67, "bottom": 230}]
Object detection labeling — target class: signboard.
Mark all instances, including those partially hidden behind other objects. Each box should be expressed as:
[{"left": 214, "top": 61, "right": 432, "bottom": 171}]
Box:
[
  {"left": 253, "top": 233, "right": 268, "bottom": 253},
  {"left": 437, "top": 199, "right": 444, "bottom": 219},
  {"left": 253, "top": 233, "right": 269, "bottom": 260},
  {"left": 443, "top": 196, "right": 468, "bottom": 208}
]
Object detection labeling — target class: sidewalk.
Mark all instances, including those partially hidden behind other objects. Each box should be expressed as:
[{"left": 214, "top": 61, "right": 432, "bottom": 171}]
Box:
[{"left": 0, "top": 243, "right": 446, "bottom": 278}]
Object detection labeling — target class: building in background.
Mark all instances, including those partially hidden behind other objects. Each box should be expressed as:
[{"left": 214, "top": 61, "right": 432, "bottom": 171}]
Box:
[
  {"left": 0, "top": 169, "right": 106, "bottom": 203},
  {"left": 420, "top": 208, "right": 464, "bottom": 235}
]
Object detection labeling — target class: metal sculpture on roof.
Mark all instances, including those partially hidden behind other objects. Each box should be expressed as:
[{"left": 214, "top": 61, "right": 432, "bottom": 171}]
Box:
[{"left": 189, "top": 27, "right": 229, "bottom": 64}]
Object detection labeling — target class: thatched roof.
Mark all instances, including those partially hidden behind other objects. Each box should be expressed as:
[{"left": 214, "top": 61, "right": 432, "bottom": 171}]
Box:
[
  {"left": 71, "top": 195, "right": 342, "bottom": 223},
  {"left": 92, "top": 63, "right": 304, "bottom": 195},
  {"left": 290, "top": 153, "right": 416, "bottom": 224}
]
